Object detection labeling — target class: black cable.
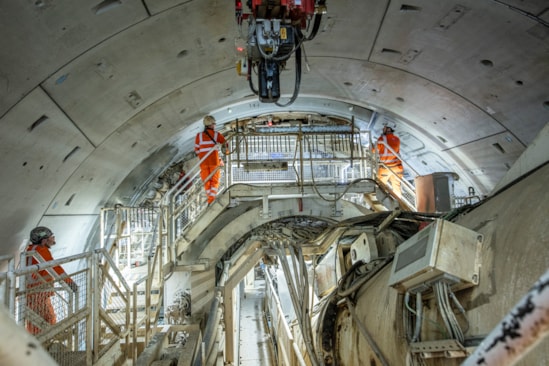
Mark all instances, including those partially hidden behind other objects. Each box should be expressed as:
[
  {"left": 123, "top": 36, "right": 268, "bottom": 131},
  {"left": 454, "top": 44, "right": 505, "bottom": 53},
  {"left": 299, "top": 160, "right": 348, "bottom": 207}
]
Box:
[
  {"left": 304, "top": 12, "right": 322, "bottom": 41},
  {"left": 275, "top": 28, "right": 302, "bottom": 107},
  {"left": 247, "top": 60, "right": 259, "bottom": 96}
]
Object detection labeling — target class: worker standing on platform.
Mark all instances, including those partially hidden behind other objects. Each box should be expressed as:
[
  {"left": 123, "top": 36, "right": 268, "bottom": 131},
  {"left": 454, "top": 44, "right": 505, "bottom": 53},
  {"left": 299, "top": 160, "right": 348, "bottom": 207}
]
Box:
[
  {"left": 194, "top": 115, "right": 229, "bottom": 205},
  {"left": 25, "top": 226, "right": 78, "bottom": 335},
  {"left": 376, "top": 121, "right": 404, "bottom": 196}
]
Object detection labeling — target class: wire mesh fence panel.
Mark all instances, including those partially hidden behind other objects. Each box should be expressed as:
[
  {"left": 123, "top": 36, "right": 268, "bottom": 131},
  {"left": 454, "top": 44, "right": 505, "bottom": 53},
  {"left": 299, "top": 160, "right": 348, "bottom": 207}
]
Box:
[
  {"left": 172, "top": 177, "right": 209, "bottom": 237},
  {"left": 100, "top": 266, "right": 129, "bottom": 328},
  {"left": 7, "top": 245, "right": 162, "bottom": 365},
  {"left": 453, "top": 195, "right": 481, "bottom": 208},
  {"left": 46, "top": 317, "right": 89, "bottom": 366},
  {"left": 91, "top": 256, "right": 129, "bottom": 362},
  {"left": 231, "top": 165, "right": 298, "bottom": 183},
  {"left": 228, "top": 132, "right": 374, "bottom": 185},
  {"left": 101, "top": 206, "right": 163, "bottom": 270},
  {"left": 401, "top": 185, "right": 417, "bottom": 209},
  {"left": 15, "top": 262, "right": 91, "bottom": 365}
]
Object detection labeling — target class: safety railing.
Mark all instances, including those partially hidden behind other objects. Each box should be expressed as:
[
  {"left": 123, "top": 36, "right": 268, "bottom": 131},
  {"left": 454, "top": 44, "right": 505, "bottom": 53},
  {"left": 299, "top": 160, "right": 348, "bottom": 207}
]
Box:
[
  {"left": 164, "top": 127, "right": 377, "bottom": 245},
  {"left": 228, "top": 125, "right": 375, "bottom": 186},
  {"left": 0, "top": 244, "right": 167, "bottom": 365},
  {"left": 0, "top": 254, "right": 15, "bottom": 310},
  {"left": 376, "top": 140, "right": 485, "bottom": 212},
  {"left": 163, "top": 126, "right": 385, "bottom": 248},
  {"left": 98, "top": 205, "right": 168, "bottom": 363},
  {"left": 94, "top": 248, "right": 131, "bottom": 363},
  {"left": 12, "top": 251, "right": 95, "bottom": 365},
  {"left": 100, "top": 205, "right": 168, "bottom": 270},
  {"left": 126, "top": 241, "right": 165, "bottom": 364},
  {"left": 374, "top": 139, "right": 418, "bottom": 210},
  {"left": 264, "top": 269, "right": 307, "bottom": 366},
  {"left": 162, "top": 147, "right": 220, "bottom": 246},
  {"left": 159, "top": 124, "right": 431, "bottom": 249},
  {"left": 453, "top": 186, "right": 482, "bottom": 207},
  {"left": 99, "top": 205, "right": 168, "bottom": 363}
]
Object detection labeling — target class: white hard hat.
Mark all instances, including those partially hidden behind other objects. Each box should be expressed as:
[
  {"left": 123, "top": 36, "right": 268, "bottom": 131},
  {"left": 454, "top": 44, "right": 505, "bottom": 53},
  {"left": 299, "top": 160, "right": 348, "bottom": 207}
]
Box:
[
  {"left": 383, "top": 121, "right": 397, "bottom": 130},
  {"left": 203, "top": 115, "right": 216, "bottom": 126}
]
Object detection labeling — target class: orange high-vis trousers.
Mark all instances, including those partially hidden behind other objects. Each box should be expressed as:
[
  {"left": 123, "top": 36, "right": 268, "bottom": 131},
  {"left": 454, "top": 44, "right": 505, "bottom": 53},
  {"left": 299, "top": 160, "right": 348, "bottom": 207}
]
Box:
[{"left": 378, "top": 164, "right": 404, "bottom": 197}]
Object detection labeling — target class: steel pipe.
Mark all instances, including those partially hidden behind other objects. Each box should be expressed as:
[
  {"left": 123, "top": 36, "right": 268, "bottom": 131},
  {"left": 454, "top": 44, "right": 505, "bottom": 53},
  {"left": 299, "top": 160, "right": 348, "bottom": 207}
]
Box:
[{"left": 203, "top": 292, "right": 223, "bottom": 365}]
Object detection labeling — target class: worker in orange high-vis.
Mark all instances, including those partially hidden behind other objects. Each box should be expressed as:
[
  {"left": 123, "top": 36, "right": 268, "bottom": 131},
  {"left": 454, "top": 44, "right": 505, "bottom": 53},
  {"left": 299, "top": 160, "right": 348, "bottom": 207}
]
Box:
[
  {"left": 25, "top": 226, "right": 78, "bottom": 335},
  {"left": 194, "top": 115, "right": 229, "bottom": 205},
  {"left": 375, "top": 121, "right": 404, "bottom": 196}
]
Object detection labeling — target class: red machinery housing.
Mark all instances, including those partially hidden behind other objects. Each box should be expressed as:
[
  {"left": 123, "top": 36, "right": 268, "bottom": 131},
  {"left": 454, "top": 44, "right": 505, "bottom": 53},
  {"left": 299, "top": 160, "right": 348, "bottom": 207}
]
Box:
[
  {"left": 250, "top": 0, "right": 315, "bottom": 25},
  {"left": 236, "top": 0, "right": 325, "bottom": 105}
]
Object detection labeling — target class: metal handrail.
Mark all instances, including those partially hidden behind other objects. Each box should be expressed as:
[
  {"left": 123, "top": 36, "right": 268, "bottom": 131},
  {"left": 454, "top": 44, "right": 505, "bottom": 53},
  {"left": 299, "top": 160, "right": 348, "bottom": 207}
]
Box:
[
  {"left": 1, "top": 126, "right": 399, "bottom": 363},
  {"left": 132, "top": 274, "right": 148, "bottom": 364},
  {"left": 375, "top": 139, "right": 420, "bottom": 177},
  {"left": 0, "top": 255, "right": 15, "bottom": 313},
  {"left": 1, "top": 246, "right": 149, "bottom": 364},
  {"left": 264, "top": 269, "right": 307, "bottom": 366},
  {"left": 163, "top": 144, "right": 223, "bottom": 204},
  {"left": 15, "top": 251, "right": 91, "bottom": 276},
  {"left": 94, "top": 248, "right": 131, "bottom": 293},
  {"left": 160, "top": 129, "right": 387, "bottom": 248},
  {"left": 374, "top": 140, "right": 418, "bottom": 209},
  {"left": 163, "top": 145, "right": 224, "bottom": 246}
]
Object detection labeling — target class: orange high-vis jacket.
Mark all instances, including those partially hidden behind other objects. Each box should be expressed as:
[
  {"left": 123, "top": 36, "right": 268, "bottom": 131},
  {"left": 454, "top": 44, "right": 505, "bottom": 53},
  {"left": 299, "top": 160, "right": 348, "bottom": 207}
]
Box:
[
  {"left": 194, "top": 128, "right": 227, "bottom": 167},
  {"left": 376, "top": 133, "right": 401, "bottom": 166},
  {"left": 26, "top": 244, "right": 74, "bottom": 287}
]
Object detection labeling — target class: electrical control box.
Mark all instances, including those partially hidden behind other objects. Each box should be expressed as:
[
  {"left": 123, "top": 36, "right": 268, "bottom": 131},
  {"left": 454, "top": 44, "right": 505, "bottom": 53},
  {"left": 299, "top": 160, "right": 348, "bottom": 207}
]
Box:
[
  {"left": 415, "top": 172, "right": 458, "bottom": 213},
  {"left": 388, "top": 219, "right": 483, "bottom": 293}
]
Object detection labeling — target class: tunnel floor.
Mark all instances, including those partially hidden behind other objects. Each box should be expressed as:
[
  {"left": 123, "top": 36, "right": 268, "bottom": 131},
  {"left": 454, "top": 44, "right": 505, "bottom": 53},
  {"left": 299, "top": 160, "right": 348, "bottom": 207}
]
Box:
[{"left": 239, "top": 279, "right": 275, "bottom": 366}]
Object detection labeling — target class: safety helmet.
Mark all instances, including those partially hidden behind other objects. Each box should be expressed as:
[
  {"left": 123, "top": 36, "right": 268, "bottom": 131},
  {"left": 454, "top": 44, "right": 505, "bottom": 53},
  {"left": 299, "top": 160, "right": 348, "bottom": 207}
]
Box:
[
  {"left": 203, "top": 115, "right": 216, "bottom": 127},
  {"left": 30, "top": 226, "right": 53, "bottom": 244},
  {"left": 382, "top": 121, "right": 397, "bottom": 131}
]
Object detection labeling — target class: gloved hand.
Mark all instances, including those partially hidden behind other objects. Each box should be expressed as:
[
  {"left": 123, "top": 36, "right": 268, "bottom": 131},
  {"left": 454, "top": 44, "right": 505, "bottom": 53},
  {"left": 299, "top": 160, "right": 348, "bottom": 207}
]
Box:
[{"left": 68, "top": 281, "right": 78, "bottom": 293}]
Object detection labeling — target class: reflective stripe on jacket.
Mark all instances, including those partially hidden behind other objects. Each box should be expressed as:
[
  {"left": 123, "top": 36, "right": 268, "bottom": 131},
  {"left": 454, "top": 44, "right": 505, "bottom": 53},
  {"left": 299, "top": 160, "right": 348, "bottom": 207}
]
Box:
[
  {"left": 25, "top": 244, "right": 73, "bottom": 288},
  {"left": 194, "top": 129, "right": 226, "bottom": 166},
  {"left": 377, "top": 133, "right": 401, "bottom": 166}
]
